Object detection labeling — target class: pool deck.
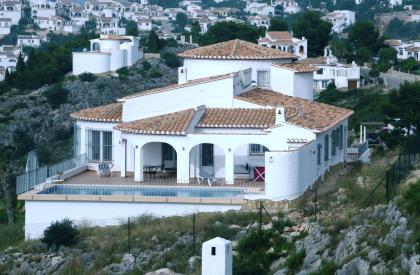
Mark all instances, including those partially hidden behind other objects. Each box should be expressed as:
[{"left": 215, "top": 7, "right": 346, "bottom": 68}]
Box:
[{"left": 18, "top": 170, "right": 265, "bottom": 204}]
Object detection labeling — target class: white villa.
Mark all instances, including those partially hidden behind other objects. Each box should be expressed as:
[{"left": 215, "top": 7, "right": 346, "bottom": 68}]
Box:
[
  {"left": 385, "top": 39, "right": 420, "bottom": 61},
  {"left": 258, "top": 31, "right": 307, "bottom": 60},
  {"left": 299, "top": 50, "right": 361, "bottom": 91},
  {"left": 18, "top": 40, "right": 354, "bottom": 239},
  {"left": 322, "top": 10, "right": 355, "bottom": 34},
  {"left": 17, "top": 34, "right": 43, "bottom": 48},
  {"left": 72, "top": 35, "right": 142, "bottom": 75}
]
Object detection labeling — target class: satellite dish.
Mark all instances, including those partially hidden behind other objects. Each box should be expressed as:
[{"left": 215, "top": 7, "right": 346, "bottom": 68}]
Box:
[{"left": 26, "top": 150, "right": 39, "bottom": 173}]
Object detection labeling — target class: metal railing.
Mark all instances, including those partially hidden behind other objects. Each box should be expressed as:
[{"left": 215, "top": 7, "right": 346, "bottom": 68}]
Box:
[
  {"left": 347, "top": 141, "right": 368, "bottom": 162},
  {"left": 16, "top": 154, "right": 87, "bottom": 195}
]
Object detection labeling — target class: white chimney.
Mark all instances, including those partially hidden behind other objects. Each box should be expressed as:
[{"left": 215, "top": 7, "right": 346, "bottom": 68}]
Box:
[
  {"left": 275, "top": 107, "right": 286, "bottom": 124},
  {"left": 178, "top": 66, "right": 187, "bottom": 84},
  {"left": 202, "top": 237, "right": 232, "bottom": 275}
]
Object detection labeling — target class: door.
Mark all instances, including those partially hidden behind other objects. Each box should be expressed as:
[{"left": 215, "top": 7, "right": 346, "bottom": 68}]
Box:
[
  {"left": 162, "top": 143, "right": 176, "bottom": 169},
  {"left": 200, "top": 143, "right": 214, "bottom": 177},
  {"left": 348, "top": 80, "right": 357, "bottom": 89}
]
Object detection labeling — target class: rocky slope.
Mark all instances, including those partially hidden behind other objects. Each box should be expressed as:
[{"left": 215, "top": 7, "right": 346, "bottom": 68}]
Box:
[{"left": 0, "top": 59, "right": 177, "bottom": 170}]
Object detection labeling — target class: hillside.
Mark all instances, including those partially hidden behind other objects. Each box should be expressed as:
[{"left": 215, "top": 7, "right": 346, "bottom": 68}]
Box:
[
  {"left": 1, "top": 151, "right": 419, "bottom": 274},
  {"left": 0, "top": 58, "right": 178, "bottom": 171}
]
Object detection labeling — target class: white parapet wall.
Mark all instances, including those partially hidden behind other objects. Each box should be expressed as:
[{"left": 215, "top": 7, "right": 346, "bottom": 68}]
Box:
[{"left": 24, "top": 200, "right": 242, "bottom": 239}]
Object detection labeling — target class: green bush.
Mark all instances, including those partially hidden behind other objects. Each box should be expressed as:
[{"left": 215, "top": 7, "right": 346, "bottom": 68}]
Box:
[
  {"left": 403, "top": 181, "right": 420, "bottom": 215},
  {"left": 42, "top": 219, "right": 79, "bottom": 248},
  {"left": 309, "top": 261, "right": 337, "bottom": 275},
  {"left": 142, "top": 60, "right": 152, "bottom": 71},
  {"left": 149, "top": 69, "right": 162, "bottom": 78},
  {"left": 378, "top": 244, "right": 398, "bottom": 262},
  {"left": 161, "top": 52, "right": 181, "bottom": 68},
  {"left": 43, "top": 84, "right": 69, "bottom": 109},
  {"left": 78, "top": 72, "right": 97, "bottom": 82},
  {"left": 0, "top": 224, "right": 24, "bottom": 250},
  {"left": 116, "top": 67, "right": 129, "bottom": 76},
  {"left": 285, "top": 249, "right": 306, "bottom": 272},
  {"left": 234, "top": 230, "right": 277, "bottom": 275}
]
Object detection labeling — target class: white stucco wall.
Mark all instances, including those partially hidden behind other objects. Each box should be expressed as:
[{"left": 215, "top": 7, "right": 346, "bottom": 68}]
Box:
[
  {"left": 72, "top": 52, "right": 110, "bottom": 75},
  {"left": 181, "top": 58, "right": 292, "bottom": 83},
  {"left": 121, "top": 76, "right": 235, "bottom": 122},
  {"left": 24, "top": 200, "right": 242, "bottom": 239},
  {"left": 270, "top": 65, "right": 314, "bottom": 100}
]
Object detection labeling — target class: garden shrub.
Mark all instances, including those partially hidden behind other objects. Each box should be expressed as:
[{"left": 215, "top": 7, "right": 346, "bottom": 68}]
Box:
[
  {"left": 43, "top": 84, "right": 69, "bottom": 109},
  {"left": 78, "top": 72, "right": 97, "bottom": 82},
  {"left": 309, "top": 261, "right": 337, "bottom": 275},
  {"left": 403, "top": 181, "right": 420, "bottom": 215},
  {"left": 285, "top": 249, "right": 306, "bottom": 272},
  {"left": 142, "top": 60, "right": 152, "bottom": 70},
  {"left": 161, "top": 52, "right": 181, "bottom": 68},
  {"left": 42, "top": 219, "right": 79, "bottom": 248}
]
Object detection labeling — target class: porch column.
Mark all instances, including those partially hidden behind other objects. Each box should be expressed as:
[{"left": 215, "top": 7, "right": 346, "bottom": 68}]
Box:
[
  {"left": 225, "top": 148, "right": 234, "bottom": 184},
  {"left": 120, "top": 139, "right": 127, "bottom": 178},
  {"left": 134, "top": 145, "right": 144, "bottom": 182},
  {"left": 177, "top": 147, "right": 189, "bottom": 184}
]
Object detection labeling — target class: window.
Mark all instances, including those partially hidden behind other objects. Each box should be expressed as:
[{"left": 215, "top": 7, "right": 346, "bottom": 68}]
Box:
[
  {"left": 102, "top": 131, "right": 113, "bottom": 161},
  {"left": 338, "top": 125, "right": 344, "bottom": 149},
  {"left": 74, "top": 125, "right": 81, "bottom": 157},
  {"left": 201, "top": 144, "right": 214, "bottom": 166},
  {"left": 211, "top": 247, "right": 216, "bottom": 256},
  {"left": 249, "top": 144, "right": 268, "bottom": 155},
  {"left": 86, "top": 130, "right": 113, "bottom": 162},
  {"left": 331, "top": 130, "right": 336, "bottom": 156},
  {"left": 317, "top": 144, "right": 322, "bottom": 165},
  {"left": 324, "top": 134, "right": 329, "bottom": 161},
  {"left": 257, "top": 70, "right": 270, "bottom": 87}
]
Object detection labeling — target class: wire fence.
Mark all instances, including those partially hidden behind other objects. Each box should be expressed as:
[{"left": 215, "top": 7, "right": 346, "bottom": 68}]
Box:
[{"left": 365, "top": 136, "right": 420, "bottom": 204}]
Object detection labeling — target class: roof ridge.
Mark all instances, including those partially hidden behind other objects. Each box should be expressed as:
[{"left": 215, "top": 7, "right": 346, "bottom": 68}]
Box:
[{"left": 230, "top": 39, "right": 239, "bottom": 57}]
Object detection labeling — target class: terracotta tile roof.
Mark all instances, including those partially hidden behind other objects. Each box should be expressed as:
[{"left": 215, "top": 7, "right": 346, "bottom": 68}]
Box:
[
  {"left": 178, "top": 39, "right": 295, "bottom": 60},
  {"left": 70, "top": 103, "right": 122, "bottom": 122},
  {"left": 236, "top": 89, "right": 353, "bottom": 132},
  {"left": 266, "top": 31, "right": 292, "bottom": 40},
  {"left": 118, "top": 72, "right": 238, "bottom": 101},
  {"left": 272, "top": 63, "right": 319, "bottom": 73},
  {"left": 115, "top": 109, "right": 195, "bottom": 135},
  {"left": 197, "top": 108, "right": 275, "bottom": 128}
]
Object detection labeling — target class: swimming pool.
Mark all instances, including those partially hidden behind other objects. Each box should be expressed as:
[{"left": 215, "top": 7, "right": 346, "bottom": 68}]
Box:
[{"left": 39, "top": 185, "right": 245, "bottom": 198}]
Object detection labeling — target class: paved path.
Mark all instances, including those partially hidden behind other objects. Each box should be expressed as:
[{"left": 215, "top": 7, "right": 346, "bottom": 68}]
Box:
[{"left": 380, "top": 70, "right": 420, "bottom": 89}]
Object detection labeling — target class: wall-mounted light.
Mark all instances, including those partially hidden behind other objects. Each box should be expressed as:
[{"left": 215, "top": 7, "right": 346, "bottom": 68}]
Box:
[
  {"left": 135, "top": 145, "right": 138, "bottom": 149},
  {"left": 182, "top": 147, "right": 185, "bottom": 151},
  {"left": 228, "top": 148, "right": 231, "bottom": 152}
]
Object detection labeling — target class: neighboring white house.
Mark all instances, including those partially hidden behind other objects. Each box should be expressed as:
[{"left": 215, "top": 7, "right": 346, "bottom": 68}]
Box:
[
  {"left": 17, "top": 34, "right": 43, "bottom": 48},
  {"left": 248, "top": 15, "right": 270, "bottom": 29},
  {"left": 272, "top": 0, "right": 301, "bottom": 14},
  {"left": 299, "top": 52, "right": 361, "bottom": 91},
  {"left": 72, "top": 35, "right": 142, "bottom": 75},
  {"left": 385, "top": 39, "right": 420, "bottom": 61},
  {"left": 0, "top": 18, "right": 12, "bottom": 35},
  {"left": 0, "top": 45, "right": 21, "bottom": 81},
  {"left": 138, "top": 18, "right": 152, "bottom": 31},
  {"left": 0, "top": 0, "right": 22, "bottom": 25},
  {"left": 258, "top": 31, "right": 308, "bottom": 60},
  {"left": 245, "top": 2, "right": 274, "bottom": 16},
  {"left": 322, "top": 10, "right": 355, "bottom": 34},
  {"left": 18, "top": 40, "right": 354, "bottom": 239}
]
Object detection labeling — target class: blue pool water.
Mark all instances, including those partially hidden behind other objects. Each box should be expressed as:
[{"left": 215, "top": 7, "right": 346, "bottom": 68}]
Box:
[{"left": 39, "top": 185, "right": 245, "bottom": 198}]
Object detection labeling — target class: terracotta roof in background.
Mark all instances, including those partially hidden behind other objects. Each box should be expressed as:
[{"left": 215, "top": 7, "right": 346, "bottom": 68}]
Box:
[
  {"left": 266, "top": 31, "right": 292, "bottom": 40},
  {"left": 197, "top": 108, "right": 275, "bottom": 128},
  {"left": 272, "top": 63, "right": 319, "bottom": 73},
  {"left": 297, "top": 56, "right": 326, "bottom": 65},
  {"left": 70, "top": 103, "right": 122, "bottom": 122},
  {"left": 236, "top": 89, "right": 353, "bottom": 131},
  {"left": 115, "top": 109, "right": 195, "bottom": 135},
  {"left": 178, "top": 39, "right": 296, "bottom": 60}
]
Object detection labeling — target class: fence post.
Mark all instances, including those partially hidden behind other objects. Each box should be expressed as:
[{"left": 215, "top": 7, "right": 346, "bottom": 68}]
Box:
[
  {"left": 128, "top": 217, "right": 131, "bottom": 254},
  {"left": 386, "top": 171, "right": 390, "bottom": 202},
  {"left": 192, "top": 213, "right": 196, "bottom": 256},
  {"left": 258, "top": 201, "right": 262, "bottom": 231}
]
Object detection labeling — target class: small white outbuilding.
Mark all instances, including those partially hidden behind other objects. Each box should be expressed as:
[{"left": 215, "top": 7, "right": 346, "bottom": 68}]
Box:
[{"left": 202, "top": 237, "right": 232, "bottom": 275}]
